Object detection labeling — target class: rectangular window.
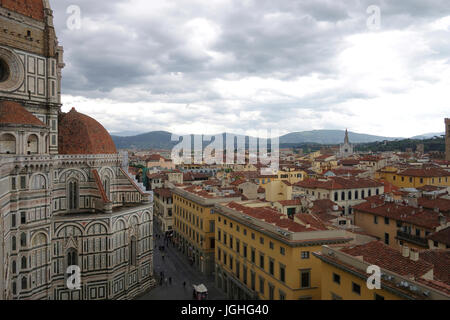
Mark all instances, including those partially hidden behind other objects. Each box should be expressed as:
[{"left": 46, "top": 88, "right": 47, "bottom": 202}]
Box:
[
  {"left": 374, "top": 216, "right": 378, "bottom": 224},
  {"left": 11, "top": 177, "right": 16, "bottom": 190},
  {"left": 21, "top": 212, "right": 26, "bottom": 224},
  {"left": 259, "top": 277, "right": 265, "bottom": 294},
  {"left": 260, "top": 237, "right": 264, "bottom": 245},
  {"left": 251, "top": 248, "right": 255, "bottom": 263},
  {"left": 384, "top": 233, "right": 390, "bottom": 245},
  {"left": 384, "top": 217, "right": 390, "bottom": 225},
  {"left": 352, "top": 282, "right": 361, "bottom": 295},
  {"left": 301, "top": 251, "right": 310, "bottom": 259},
  {"left": 269, "top": 259, "right": 274, "bottom": 275},
  {"left": 333, "top": 273, "right": 341, "bottom": 285},
  {"left": 236, "top": 239, "right": 240, "bottom": 254},
  {"left": 251, "top": 272, "right": 255, "bottom": 291},
  {"left": 243, "top": 266, "right": 248, "bottom": 285},
  {"left": 259, "top": 254, "right": 264, "bottom": 269},
  {"left": 279, "top": 290, "right": 286, "bottom": 300},
  {"left": 236, "top": 261, "right": 240, "bottom": 279},
  {"left": 20, "top": 176, "right": 26, "bottom": 189},
  {"left": 229, "top": 235, "right": 233, "bottom": 249},
  {"left": 280, "top": 247, "right": 285, "bottom": 255},
  {"left": 243, "top": 244, "right": 248, "bottom": 258},
  {"left": 269, "top": 241, "right": 274, "bottom": 250},
  {"left": 301, "top": 270, "right": 311, "bottom": 289},
  {"left": 11, "top": 213, "right": 16, "bottom": 228},
  {"left": 269, "top": 284, "right": 274, "bottom": 300},
  {"left": 280, "top": 264, "right": 286, "bottom": 283}
]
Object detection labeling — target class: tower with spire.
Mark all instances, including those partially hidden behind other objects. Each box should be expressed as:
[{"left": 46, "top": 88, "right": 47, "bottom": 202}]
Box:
[{"left": 339, "top": 129, "right": 354, "bottom": 158}]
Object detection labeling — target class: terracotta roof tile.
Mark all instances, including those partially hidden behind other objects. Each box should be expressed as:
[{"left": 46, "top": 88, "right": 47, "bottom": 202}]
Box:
[
  {"left": 0, "top": 100, "right": 45, "bottom": 127},
  {"left": 420, "top": 250, "right": 450, "bottom": 285},
  {"left": 58, "top": 108, "right": 117, "bottom": 155},
  {"left": 341, "top": 241, "right": 433, "bottom": 279},
  {"left": 427, "top": 227, "right": 450, "bottom": 246},
  {"left": 0, "top": 0, "right": 44, "bottom": 21}
]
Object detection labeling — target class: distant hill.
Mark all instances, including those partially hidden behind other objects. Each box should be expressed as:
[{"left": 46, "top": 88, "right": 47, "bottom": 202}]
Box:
[
  {"left": 111, "top": 129, "right": 402, "bottom": 150},
  {"left": 410, "top": 132, "right": 444, "bottom": 140},
  {"left": 279, "top": 130, "right": 400, "bottom": 144},
  {"left": 111, "top": 131, "right": 176, "bottom": 150}
]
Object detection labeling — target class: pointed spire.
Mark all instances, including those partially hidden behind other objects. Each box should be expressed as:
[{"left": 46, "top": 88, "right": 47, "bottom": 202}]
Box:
[{"left": 344, "top": 129, "right": 350, "bottom": 144}]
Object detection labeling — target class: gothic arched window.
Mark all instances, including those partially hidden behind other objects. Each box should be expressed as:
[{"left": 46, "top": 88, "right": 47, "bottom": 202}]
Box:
[
  {"left": 103, "top": 176, "right": 110, "bottom": 200},
  {"left": 20, "top": 233, "right": 26, "bottom": 247},
  {"left": 11, "top": 236, "right": 16, "bottom": 251},
  {"left": 21, "top": 276, "right": 27, "bottom": 290},
  {"left": 21, "top": 256, "right": 27, "bottom": 270},
  {"left": 67, "top": 179, "right": 79, "bottom": 211},
  {"left": 130, "top": 236, "right": 137, "bottom": 266},
  {"left": 67, "top": 248, "right": 78, "bottom": 267}
]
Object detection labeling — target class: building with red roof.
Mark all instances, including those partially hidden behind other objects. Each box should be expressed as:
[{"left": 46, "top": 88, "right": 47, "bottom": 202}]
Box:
[{"left": 314, "top": 241, "right": 450, "bottom": 300}]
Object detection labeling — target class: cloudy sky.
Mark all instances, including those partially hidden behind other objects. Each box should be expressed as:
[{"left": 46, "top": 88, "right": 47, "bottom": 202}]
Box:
[{"left": 50, "top": 0, "right": 450, "bottom": 138}]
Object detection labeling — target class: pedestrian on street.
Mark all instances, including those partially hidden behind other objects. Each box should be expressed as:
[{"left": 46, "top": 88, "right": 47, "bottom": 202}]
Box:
[{"left": 164, "top": 278, "right": 168, "bottom": 286}]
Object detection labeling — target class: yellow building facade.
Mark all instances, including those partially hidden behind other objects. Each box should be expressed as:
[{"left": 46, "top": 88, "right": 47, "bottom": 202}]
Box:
[
  {"left": 172, "top": 185, "right": 242, "bottom": 275},
  {"left": 377, "top": 166, "right": 450, "bottom": 189},
  {"left": 314, "top": 243, "right": 450, "bottom": 300},
  {"left": 213, "top": 202, "right": 352, "bottom": 300}
]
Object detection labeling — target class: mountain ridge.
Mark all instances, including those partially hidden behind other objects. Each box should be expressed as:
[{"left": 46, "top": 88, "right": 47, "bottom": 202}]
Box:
[{"left": 110, "top": 130, "right": 406, "bottom": 150}]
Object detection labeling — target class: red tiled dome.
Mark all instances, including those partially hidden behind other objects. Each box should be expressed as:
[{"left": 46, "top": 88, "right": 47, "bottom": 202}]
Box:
[
  {"left": 58, "top": 108, "right": 117, "bottom": 155},
  {"left": 0, "top": 100, "right": 45, "bottom": 126},
  {"left": 0, "top": 0, "right": 45, "bottom": 21}
]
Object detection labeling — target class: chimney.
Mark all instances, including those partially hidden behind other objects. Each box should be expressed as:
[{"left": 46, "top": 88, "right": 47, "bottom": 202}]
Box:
[
  {"left": 439, "top": 213, "right": 446, "bottom": 226},
  {"left": 410, "top": 248, "right": 419, "bottom": 262},
  {"left": 402, "top": 245, "right": 410, "bottom": 258}
]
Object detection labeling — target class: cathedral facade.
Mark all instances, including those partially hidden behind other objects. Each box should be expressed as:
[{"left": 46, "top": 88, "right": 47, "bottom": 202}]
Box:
[{"left": 0, "top": 0, "right": 155, "bottom": 300}]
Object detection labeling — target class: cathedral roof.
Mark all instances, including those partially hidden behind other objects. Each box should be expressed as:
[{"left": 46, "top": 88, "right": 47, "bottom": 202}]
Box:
[
  {"left": 0, "top": 0, "right": 45, "bottom": 21},
  {"left": 0, "top": 100, "right": 45, "bottom": 126},
  {"left": 58, "top": 108, "right": 117, "bottom": 155}
]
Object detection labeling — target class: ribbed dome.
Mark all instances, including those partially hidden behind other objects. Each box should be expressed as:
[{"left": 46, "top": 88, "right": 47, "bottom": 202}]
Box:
[
  {"left": 58, "top": 108, "right": 117, "bottom": 155},
  {"left": 0, "top": 100, "right": 45, "bottom": 126},
  {"left": 0, "top": 0, "right": 45, "bottom": 21}
]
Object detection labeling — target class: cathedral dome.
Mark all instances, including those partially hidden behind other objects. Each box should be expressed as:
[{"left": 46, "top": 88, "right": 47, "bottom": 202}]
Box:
[
  {"left": 58, "top": 108, "right": 117, "bottom": 155},
  {"left": 0, "top": 0, "right": 45, "bottom": 21},
  {"left": 0, "top": 100, "right": 45, "bottom": 126}
]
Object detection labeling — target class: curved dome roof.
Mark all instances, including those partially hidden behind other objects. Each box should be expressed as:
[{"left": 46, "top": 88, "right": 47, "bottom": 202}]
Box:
[
  {"left": 0, "top": 0, "right": 45, "bottom": 21},
  {"left": 58, "top": 108, "right": 117, "bottom": 155},
  {"left": 0, "top": 100, "right": 45, "bottom": 126}
]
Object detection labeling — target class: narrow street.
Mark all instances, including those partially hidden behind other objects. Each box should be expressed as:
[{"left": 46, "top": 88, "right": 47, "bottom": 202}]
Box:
[{"left": 136, "top": 223, "right": 227, "bottom": 300}]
